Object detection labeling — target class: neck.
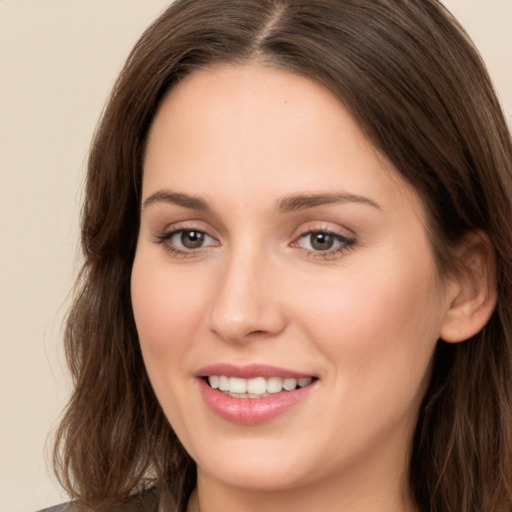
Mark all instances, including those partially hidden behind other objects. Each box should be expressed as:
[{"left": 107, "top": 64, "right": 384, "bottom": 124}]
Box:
[{"left": 188, "top": 459, "right": 417, "bottom": 512}]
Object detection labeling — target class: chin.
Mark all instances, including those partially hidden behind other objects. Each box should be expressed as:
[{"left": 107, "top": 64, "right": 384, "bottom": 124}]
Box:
[
  {"left": 193, "top": 439, "right": 315, "bottom": 491},
  {"left": 202, "top": 464, "right": 309, "bottom": 492}
]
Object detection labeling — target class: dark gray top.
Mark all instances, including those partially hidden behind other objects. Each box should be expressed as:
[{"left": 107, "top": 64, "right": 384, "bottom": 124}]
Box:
[{"left": 37, "top": 488, "right": 161, "bottom": 512}]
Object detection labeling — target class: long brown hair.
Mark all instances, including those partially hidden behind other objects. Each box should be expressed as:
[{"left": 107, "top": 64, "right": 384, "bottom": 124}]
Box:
[{"left": 54, "top": 1, "right": 512, "bottom": 511}]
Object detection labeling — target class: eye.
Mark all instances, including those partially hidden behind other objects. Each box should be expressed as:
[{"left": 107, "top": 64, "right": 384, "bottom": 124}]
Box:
[
  {"left": 156, "top": 228, "right": 218, "bottom": 255},
  {"left": 292, "top": 230, "right": 355, "bottom": 257},
  {"left": 177, "top": 229, "right": 208, "bottom": 249},
  {"left": 303, "top": 232, "right": 338, "bottom": 251}
]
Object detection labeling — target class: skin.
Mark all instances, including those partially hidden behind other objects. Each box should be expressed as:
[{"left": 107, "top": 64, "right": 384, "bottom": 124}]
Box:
[{"left": 131, "top": 63, "right": 461, "bottom": 512}]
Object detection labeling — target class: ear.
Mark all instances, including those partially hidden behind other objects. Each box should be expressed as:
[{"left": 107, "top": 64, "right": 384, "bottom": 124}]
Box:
[{"left": 440, "top": 231, "right": 497, "bottom": 343}]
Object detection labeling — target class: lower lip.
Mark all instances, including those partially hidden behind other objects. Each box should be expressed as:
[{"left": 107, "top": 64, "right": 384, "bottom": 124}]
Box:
[{"left": 198, "top": 378, "right": 316, "bottom": 424}]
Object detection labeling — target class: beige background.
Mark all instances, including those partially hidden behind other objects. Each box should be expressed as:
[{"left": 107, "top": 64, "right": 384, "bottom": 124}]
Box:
[{"left": 1, "top": 1, "right": 511, "bottom": 511}]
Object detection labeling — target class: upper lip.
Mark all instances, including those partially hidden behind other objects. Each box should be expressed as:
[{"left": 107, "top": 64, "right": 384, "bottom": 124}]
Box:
[{"left": 196, "top": 363, "right": 315, "bottom": 379}]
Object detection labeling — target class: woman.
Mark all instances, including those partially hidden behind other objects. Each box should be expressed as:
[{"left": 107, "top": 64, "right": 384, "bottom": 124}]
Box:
[{"left": 49, "top": 0, "right": 512, "bottom": 511}]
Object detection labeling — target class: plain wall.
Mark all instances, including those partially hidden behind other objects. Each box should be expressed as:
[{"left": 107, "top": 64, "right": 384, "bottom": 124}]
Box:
[{"left": 0, "top": 1, "right": 510, "bottom": 511}]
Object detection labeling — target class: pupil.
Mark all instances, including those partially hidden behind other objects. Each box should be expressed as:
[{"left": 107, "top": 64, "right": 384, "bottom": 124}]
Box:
[
  {"left": 311, "top": 232, "right": 334, "bottom": 251},
  {"left": 181, "top": 230, "right": 204, "bottom": 249}
]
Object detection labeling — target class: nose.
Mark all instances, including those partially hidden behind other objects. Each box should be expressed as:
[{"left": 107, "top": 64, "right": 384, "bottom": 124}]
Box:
[{"left": 206, "top": 248, "right": 287, "bottom": 343}]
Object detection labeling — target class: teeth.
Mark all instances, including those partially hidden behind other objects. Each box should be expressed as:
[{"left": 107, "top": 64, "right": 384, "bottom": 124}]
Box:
[
  {"left": 218, "top": 375, "right": 229, "bottom": 391},
  {"left": 283, "top": 378, "right": 297, "bottom": 391},
  {"left": 267, "top": 376, "right": 284, "bottom": 394},
  {"left": 209, "top": 375, "right": 219, "bottom": 389},
  {"left": 207, "top": 375, "right": 313, "bottom": 397},
  {"left": 229, "top": 377, "right": 247, "bottom": 394},
  {"left": 247, "top": 377, "right": 266, "bottom": 395}
]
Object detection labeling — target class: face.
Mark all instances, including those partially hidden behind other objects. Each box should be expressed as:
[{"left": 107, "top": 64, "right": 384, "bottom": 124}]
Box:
[{"left": 132, "top": 64, "right": 452, "bottom": 500}]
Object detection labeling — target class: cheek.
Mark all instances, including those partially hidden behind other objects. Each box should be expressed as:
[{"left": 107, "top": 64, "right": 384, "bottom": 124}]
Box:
[
  {"left": 299, "top": 264, "right": 440, "bottom": 342},
  {"left": 131, "top": 251, "right": 216, "bottom": 436},
  {"left": 292, "top": 251, "right": 444, "bottom": 406},
  {"left": 131, "top": 252, "right": 211, "bottom": 363}
]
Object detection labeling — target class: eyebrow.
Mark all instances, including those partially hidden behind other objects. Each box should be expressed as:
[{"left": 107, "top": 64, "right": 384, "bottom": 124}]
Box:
[
  {"left": 141, "top": 189, "right": 380, "bottom": 213},
  {"left": 142, "top": 190, "right": 209, "bottom": 211},
  {"left": 276, "top": 192, "right": 381, "bottom": 212}
]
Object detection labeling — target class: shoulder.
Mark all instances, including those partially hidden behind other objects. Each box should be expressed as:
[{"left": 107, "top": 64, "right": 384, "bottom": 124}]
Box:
[
  {"left": 37, "top": 505, "right": 88, "bottom": 512},
  {"left": 36, "top": 504, "right": 90, "bottom": 512},
  {"left": 36, "top": 488, "right": 160, "bottom": 512}
]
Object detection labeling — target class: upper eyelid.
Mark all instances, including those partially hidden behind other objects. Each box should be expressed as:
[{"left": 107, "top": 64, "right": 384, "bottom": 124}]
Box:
[
  {"left": 157, "top": 220, "right": 220, "bottom": 238},
  {"left": 155, "top": 228, "right": 219, "bottom": 257},
  {"left": 153, "top": 220, "right": 356, "bottom": 244},
  {"left": 291, "top": 230, "right": 355, "bottom": 248},
  {"left": 156, "top": 229, "right": 354, "bottom": 261},
  {"left": 292, "top": 221, "right": 355, "bottom": 239},
  {"left": 159, "top": 227, "right": 218, "bottom": 243}
]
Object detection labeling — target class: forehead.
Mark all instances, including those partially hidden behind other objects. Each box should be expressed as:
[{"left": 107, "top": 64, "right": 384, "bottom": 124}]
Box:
[{"left": 143, "top": 63, "right": 424, "bottom": 221}]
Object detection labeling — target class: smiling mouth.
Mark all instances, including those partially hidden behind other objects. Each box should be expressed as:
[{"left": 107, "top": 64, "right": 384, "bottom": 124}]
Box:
[{"left": 206, "top": 375, "right": 315, "bottom": 398}]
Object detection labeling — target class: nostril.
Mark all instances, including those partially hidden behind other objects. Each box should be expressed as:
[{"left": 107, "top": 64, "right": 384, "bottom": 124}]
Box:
[{"left": 247, "top": 330, "right": 267, "bottom": 337}]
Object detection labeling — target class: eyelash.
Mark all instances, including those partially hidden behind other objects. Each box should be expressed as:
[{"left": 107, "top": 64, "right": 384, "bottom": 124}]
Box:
[
  {"left": 154, "top": 226, "right": 356, "bottom": 260},
  {"left": 292, "top": 229, "right": 356, "bottom": 259},
  {"left": 155, "top": 228, "right": 219, "bottom": 258}
]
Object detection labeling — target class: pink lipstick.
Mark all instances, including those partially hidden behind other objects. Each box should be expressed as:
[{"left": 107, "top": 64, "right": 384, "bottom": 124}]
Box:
[{"left": 196, "top": 364, "right": 317, "bottom": 424}]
